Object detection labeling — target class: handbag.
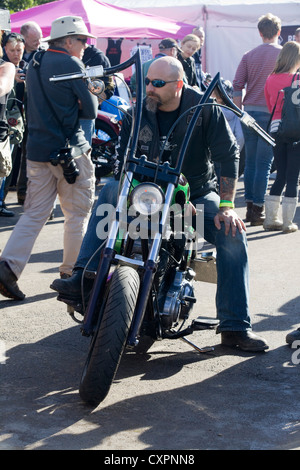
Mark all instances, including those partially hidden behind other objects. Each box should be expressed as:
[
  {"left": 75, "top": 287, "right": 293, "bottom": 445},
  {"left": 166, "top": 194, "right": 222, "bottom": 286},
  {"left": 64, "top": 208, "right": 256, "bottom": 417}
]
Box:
[
  {"left": 276, "top": 72, "right": 300, "bottom": 144},
  {"left": 6, "top": 93, "right": 25, "bottom": 145},
  {"left": 0, "top": 134, "right": 12, "bottom": 178}
]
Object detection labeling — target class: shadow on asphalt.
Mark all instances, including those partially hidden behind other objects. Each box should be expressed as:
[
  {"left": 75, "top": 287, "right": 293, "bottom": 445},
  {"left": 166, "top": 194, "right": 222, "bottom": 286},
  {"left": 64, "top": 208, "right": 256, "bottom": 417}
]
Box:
[{"left": 1, "top": 313, "right": 299, "bottom": 450}]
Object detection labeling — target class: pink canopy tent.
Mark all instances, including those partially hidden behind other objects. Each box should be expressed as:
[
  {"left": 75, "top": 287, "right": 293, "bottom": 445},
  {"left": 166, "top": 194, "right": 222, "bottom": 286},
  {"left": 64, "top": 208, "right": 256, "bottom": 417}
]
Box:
[{"left": 10, "top": 0, "right": 195, "bottom": 39}]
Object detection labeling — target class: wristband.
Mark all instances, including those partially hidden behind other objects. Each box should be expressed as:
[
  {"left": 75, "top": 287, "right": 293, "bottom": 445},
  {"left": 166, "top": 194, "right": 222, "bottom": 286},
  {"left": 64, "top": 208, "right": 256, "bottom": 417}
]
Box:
[{"left": 219, "top": 200, "right": 234, "bottom": 209}]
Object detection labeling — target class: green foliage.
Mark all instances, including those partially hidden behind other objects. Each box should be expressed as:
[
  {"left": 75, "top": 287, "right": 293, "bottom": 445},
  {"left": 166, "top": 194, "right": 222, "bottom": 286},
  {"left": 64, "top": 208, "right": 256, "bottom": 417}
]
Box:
[{"left": 4, "top": 0, "right": 56, "bottom": 14}]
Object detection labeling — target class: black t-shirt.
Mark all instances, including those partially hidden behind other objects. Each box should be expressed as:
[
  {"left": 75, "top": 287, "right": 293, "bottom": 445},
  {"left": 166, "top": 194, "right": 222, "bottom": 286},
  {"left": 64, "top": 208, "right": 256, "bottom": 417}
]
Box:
[{"left": 157, "top": 107, "right": 180, "bottom": 164}]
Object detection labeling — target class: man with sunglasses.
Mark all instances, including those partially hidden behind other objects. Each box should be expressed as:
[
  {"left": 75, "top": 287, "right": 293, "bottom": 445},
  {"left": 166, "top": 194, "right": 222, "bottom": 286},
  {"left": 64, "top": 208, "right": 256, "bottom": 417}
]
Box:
[
  {"left": 51, "top": 56, "right": 269, "bottom": 353},
  {"left": 130, "top": 38, "right": 181, "bottom": 97},
  {"left": 0, "top": 16, "right": 98, "bottom": 301}
]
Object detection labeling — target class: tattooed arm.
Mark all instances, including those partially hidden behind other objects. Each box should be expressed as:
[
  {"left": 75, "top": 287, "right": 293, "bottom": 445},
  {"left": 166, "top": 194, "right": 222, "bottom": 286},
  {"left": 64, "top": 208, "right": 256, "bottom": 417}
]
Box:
[
  {"left": 214, "top": 176, "right": 246, "bottom": 236},
  {"left": 219, "top": 176, "right": 237, "bottom": 204}
]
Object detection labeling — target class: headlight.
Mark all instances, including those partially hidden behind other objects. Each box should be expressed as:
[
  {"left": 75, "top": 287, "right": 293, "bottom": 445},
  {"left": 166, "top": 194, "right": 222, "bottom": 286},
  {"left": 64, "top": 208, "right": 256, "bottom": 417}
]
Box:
[{"left": 130, "top": 183, "right": 165, "bottom": 216}]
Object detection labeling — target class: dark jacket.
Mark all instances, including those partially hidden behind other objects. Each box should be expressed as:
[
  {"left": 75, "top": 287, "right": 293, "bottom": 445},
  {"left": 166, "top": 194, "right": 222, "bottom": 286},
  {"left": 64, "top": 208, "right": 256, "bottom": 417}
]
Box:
[
  {"left": 193, "top": 49, "right": 206, "bottom": 91},
  {"left": 26, "top": 48, "right": 98, "bottom": 162},
  {"left": 117, "top": 85, "right": 239, "bottom": 200},
  {"left": 23, "top": 47, "right": 43, "bottom": 64},
  {"left": 177, "top": 53, "right": 198, "bottom": 88}
]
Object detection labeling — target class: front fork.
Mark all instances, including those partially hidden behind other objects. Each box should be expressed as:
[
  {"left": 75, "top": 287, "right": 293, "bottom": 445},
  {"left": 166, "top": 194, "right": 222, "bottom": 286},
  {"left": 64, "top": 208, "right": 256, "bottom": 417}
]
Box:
[
  {"left": 81, "top": 178, "right": 175, "bottom": 346},
  {"left": 81, "top": 171, "right": 134, "bottom": 336}
]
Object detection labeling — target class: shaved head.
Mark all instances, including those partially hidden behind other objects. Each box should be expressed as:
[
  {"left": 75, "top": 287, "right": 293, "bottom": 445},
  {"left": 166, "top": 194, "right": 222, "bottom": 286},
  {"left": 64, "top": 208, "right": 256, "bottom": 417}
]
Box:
[
  {"left": 148, "top": 56, "right": 184, "bottom": 81},
  {"left": 146, "top": 57, "right": 184, "bottom": 112}
]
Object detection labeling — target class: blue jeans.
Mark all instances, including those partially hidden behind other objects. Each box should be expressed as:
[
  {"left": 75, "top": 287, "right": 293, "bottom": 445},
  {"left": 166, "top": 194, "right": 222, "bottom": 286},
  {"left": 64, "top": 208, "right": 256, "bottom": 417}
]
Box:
[
  {"left": 0, "top": 177, "right": 5, "bottom": 205},
  {"left": 76, "top": 180, "right": 119, "bottom": 271},
  {"left": 243, "top": 111, "right": 274, "bottom": 206},
  {"left": 193, "top": 191, "right": 251, "bottom": 332},
  {"left": 76, "top": 181, "right": 251, "bottom": 332},
  {"left": 80, "top": 119, "right": 95, "bottom": 146}
]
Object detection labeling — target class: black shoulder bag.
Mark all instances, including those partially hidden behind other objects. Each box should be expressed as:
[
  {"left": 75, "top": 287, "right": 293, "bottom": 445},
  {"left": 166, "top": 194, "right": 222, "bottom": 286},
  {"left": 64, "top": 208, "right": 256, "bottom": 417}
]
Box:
[{"left": 276, "top": 72, "right": 300, "bottom": 145}]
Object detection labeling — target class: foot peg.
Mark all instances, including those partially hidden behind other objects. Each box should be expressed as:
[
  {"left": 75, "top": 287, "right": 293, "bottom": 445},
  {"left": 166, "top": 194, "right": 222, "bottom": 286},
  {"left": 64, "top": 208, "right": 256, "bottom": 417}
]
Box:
[
  {"left": 57, "top": 295, "right": 84, "bottom": 315},
  {"left": 192, "top": 316, "right": 219, "bottom": 330}
]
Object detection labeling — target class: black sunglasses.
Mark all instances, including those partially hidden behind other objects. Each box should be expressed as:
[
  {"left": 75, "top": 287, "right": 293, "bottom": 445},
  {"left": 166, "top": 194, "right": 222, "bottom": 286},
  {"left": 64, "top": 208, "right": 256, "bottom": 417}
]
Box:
[
  {"left": 145, "top": 77, "right": 180, "bottom": 88},
  {"left": 76, "top": 37, "right": 88, "bottom": 45}
]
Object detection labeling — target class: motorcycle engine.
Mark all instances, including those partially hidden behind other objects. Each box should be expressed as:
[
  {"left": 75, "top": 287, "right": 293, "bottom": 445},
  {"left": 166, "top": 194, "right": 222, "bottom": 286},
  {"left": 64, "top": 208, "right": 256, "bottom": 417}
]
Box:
[{"left": 160, "top": 269, "right": 195, "bottom": 329}]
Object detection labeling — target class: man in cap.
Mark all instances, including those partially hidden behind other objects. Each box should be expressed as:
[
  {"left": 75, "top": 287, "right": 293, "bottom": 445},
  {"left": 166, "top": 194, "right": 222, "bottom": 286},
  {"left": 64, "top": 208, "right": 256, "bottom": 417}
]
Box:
[
  {"left": 130, "top": 37, "right": 182, "bottom": 96},
  {"left": 0, "top": 16, "right": 98, "bottom": 301}
]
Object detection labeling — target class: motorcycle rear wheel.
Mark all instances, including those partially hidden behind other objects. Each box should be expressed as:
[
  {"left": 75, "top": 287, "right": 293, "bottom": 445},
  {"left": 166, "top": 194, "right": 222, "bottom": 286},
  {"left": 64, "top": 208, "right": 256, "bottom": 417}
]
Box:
[
  {"left": 79, "top": 266, "right": 140, "bottom": 406},
  {"left": 92, "top": 120, "right": 119, "bottom": 178}
]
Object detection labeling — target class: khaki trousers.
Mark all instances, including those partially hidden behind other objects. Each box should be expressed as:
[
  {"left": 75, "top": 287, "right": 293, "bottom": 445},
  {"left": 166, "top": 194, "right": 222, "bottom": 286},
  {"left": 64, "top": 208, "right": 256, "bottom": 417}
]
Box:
[{"left": 1, "top": 152, "right": 95, "bottom": 278}]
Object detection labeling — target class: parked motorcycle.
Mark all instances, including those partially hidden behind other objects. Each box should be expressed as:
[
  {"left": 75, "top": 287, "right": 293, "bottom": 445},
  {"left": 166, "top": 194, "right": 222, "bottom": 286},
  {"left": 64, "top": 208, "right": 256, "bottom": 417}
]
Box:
[
  {"left": 50, "top": 52, "right": 275, "bottom": 406},
  {"left": 92, "top": 95, "right": 129, "bottom": 179}
]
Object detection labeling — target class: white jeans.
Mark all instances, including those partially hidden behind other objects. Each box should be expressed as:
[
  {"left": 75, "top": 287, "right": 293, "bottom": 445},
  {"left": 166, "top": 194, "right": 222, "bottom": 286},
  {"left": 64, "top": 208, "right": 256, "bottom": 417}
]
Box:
[{"left": 1, "top": 152, "right": 95, "bottom": 278}]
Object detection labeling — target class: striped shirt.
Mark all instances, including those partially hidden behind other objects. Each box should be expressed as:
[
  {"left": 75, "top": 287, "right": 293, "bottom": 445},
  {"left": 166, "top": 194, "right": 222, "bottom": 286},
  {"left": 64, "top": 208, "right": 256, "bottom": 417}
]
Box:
[{"left": 233, "top": 42, "right": 282, "bottom": 111}]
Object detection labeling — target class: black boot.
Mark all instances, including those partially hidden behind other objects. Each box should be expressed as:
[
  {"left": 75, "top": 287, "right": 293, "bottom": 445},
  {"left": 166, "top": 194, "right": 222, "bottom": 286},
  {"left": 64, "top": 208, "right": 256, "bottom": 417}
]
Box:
[
  {"left": 221, "top": 330, "right": 269, "bottom": 352},
  {"left": 51, "top": 268, "right": 85, "bottom": 299},
  {"left": 245, "top": 202, "right": 253, "bottom": 222},
  {"left": 50, "top": 268, "right": 94, "bottom": 312},
  {"left": 0, "top": 260, "right": 25, "bottom": 300},
  {"left": 250, "top": 204, "right": 265, "bottom": 226},
  {"left": 0, "top": 203, "right": 15, "bottom": 217},
  {"left": 286, "top": 328, "right": 300, "bottom": 346}
]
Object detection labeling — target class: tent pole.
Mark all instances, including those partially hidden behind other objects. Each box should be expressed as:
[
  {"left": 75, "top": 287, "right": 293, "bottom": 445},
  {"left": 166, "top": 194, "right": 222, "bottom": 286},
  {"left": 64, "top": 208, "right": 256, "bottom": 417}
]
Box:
[{"left": 202, "top": 5, "right": 208, "bottom": 73}]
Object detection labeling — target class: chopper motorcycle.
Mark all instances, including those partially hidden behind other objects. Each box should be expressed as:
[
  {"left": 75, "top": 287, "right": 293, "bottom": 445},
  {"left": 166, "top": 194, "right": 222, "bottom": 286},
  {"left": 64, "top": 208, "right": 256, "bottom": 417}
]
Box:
[{"left": 50, "top": 51, "right": 275, "bottom": 406}]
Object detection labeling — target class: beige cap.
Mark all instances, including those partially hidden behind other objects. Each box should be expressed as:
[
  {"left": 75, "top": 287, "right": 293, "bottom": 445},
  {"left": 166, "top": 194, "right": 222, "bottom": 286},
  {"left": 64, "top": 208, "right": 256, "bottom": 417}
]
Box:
[{"left": 43, "top": 15, "right": 96, "bottom": 42}]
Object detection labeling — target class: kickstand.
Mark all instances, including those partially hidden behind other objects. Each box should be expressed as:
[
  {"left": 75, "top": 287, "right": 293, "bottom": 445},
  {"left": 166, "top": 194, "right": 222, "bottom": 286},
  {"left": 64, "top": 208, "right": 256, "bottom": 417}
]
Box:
[
  {"left": 67, "top": 305, "right": 83, "bottom": 324},
  {"left": 181, "top": 336, "right": 214, "bottom": 353}
]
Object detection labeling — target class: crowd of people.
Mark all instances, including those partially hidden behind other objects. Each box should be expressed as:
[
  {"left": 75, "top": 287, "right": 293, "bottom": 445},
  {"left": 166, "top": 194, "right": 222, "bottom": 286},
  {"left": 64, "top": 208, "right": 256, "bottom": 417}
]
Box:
[
  {"left": 0, "top": 11, "right": 299, "bottom": 348},
  {"left": 0, "top": 22, "right": 43, "bottom": 217}
]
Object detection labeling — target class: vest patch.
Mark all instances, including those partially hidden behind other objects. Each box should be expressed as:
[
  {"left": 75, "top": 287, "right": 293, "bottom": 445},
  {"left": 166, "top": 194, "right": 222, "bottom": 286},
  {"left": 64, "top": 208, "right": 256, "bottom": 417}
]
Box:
[
  {"left": 187, "top": 108, "right": 202, "bottom": 126},
  {"left": 139, "top": 125, "right": 153, "bottom": 144}
]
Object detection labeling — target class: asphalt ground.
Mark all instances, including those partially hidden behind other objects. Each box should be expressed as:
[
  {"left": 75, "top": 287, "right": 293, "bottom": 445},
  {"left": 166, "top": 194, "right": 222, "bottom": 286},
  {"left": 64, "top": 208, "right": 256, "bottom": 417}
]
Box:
[{"left": 0, "top": 177, "right": 300, "bottom": 451}]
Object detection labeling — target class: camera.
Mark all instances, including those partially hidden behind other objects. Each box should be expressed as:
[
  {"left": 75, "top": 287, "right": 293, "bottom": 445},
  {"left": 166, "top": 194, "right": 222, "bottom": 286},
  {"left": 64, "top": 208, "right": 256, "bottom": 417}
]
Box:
[
  {"left": 49, "top": 147, "right": 80, "bottom": 184},
  {"left": 18, "top": 60, "right": 28, "bottom": 80},
  {"left": 19, "top": 70, "right": 26, "bottom": 80}
]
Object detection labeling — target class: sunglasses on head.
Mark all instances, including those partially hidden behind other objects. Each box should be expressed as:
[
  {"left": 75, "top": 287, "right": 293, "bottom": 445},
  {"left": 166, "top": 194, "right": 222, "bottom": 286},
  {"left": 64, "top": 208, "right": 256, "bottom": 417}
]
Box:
[
  {"left": 3, "top": 32, "right": 25, "bottom": 47},
  {"left": 76, "top": 37, "right": 88, "bottom": 45},
  {"left": 145, "top": 77, "right": 180, "bottom": 88}
]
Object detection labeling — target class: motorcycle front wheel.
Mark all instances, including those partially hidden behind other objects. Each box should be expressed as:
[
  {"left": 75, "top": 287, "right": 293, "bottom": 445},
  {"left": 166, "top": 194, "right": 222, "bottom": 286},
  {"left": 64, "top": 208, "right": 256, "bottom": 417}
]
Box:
[{"left": 79, "top": 266, "right": 140, "bottom": 406}]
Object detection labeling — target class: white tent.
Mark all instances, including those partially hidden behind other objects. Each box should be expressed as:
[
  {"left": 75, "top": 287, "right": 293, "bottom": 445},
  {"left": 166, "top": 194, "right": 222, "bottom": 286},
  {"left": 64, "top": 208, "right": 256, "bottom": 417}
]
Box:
[{"left": 104, "top": 1, "right": 300, "bottom": 81}]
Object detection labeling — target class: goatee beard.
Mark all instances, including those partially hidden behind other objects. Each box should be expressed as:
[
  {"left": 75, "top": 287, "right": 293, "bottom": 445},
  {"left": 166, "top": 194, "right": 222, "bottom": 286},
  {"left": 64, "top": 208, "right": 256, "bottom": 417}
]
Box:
[{"left": 146, "top": 96, "right": 161, "bottom": 113}]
